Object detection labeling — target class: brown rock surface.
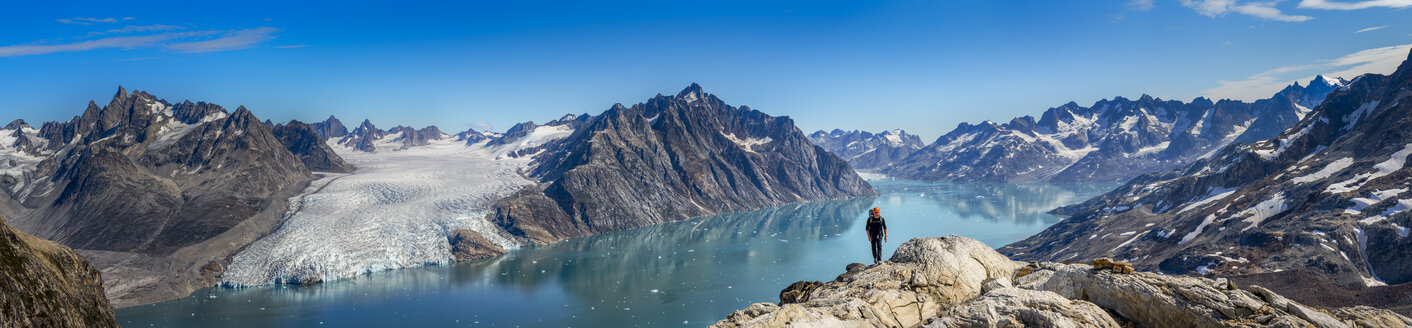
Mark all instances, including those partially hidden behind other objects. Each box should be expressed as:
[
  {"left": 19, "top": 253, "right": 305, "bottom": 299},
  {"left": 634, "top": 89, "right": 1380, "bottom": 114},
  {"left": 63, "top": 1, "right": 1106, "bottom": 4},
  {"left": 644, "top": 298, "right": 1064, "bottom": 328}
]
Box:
[{"left": 0, "top": 216, "right": 117, "bottom": 327}]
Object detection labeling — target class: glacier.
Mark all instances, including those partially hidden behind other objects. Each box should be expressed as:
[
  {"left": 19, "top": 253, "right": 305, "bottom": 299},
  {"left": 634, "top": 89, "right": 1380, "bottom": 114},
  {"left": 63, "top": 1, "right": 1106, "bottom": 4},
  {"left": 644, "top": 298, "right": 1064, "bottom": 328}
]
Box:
[{"left": 221, "top": 137, "right": 546, "bottom": 287}]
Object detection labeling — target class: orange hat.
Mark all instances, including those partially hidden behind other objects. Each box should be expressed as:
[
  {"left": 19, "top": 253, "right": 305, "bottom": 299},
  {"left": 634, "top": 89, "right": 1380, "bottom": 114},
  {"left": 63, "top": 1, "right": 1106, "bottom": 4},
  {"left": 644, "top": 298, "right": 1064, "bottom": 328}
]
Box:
[{"left": 870, "top": 207, "right": 880, "bottom": 214}]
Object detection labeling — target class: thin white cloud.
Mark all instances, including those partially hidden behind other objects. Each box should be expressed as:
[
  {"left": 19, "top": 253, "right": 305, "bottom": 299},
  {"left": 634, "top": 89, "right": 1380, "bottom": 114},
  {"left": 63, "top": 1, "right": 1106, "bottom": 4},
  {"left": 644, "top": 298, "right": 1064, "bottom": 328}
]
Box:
[
  {"left": 276, "top": 44, "right": 309, "bottom": 49},
  {"left": 1355, "top": 26, "right": 1388, "bottom": 33},
  {"left": 1201, "top": 43, "right": 1412, "bottom": 101},
  {"left": 165, "top": 27, "right": 280, "bottom": 53},
  {"left": 1298, "top": 0, "right": 1412, "bottom": 9},
  {"left": 0, "top": 27, "right": 280, "bottom": 57},
  {"left": 88, "top": 24, "right": 187, "bottom": 36},
  {"left": 55, "top": 17, "right": 132, "bottom": 25},
  {"left": 468, "top": 121, "right": 493, "bottom": 132},
  {"left": 0, "top": 31, "right": 211, "bottom": 57},
  {"left": 1180, "top": 0, "right": 1314, "bottom": 22},
  {"left": 1128, "top": 0, "right": 1157, "bottom": 11},
  {"left": 1182, "top": 0, "right": 1237, "bottom": 16},
  {"left": 1232, "top": 2, "right": 1315, "bottom": 21}
]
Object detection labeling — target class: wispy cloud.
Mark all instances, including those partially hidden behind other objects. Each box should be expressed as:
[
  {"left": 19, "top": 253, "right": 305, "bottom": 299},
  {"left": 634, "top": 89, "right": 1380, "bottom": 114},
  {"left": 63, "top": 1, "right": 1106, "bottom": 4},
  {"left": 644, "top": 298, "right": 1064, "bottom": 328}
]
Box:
[
  {"left": 1298, "top": 0, "right": 1412, "bottom": 10},
  {"left": 56, "top": 17, "right": 133, "bottom": 25},
  {"left": 166, "top": 27, "right": 281, "bottom": 53},
  {"left": 0, "top": 27, "right": 280, "bottom": 57},
  {"left": 1201, "top": 43, "right": 1412, "bottom": 101},
  {"left": 1180, "top": 0, "right": 1314, "bottom": 22},
  {"left": 1128, "top": 0, "right": 1157, "bottom": 11},
  {"left": 467, "top": 121, "right": 493, "bottom": 132},
  {"left": 276, "top": 44, "right": 309, "bottom": 49},
  {"left": 88, "top": 24, "right": 187, "bottom": 36},
  {"left": 0, "top": 32, "right": 206, "bottom": 57},
  {"left": 1355, "top": 26, "right": 1388, "bottom": 33}
]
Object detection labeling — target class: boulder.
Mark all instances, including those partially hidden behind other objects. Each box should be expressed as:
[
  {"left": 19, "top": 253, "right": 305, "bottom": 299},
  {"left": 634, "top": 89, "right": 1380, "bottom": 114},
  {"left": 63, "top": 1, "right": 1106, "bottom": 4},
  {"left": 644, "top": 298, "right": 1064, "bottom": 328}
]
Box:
[
  {"left": 924, "top": 287, "right": 1121, "bottom": 328},
  {"left": 714, "top": 236, "right": 1412, "bottom": 328}
]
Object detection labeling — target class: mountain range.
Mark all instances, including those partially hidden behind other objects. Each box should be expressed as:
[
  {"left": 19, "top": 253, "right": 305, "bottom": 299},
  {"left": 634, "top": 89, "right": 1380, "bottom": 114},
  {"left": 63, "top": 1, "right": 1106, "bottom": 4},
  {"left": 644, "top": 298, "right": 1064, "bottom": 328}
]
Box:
[
  {"left": 1001, "top": 50, "right": 1412, "bottom": 306},
  {"left": 808, "top": 129, "right": 926, "bottom": 171},
  {"left": 870, "top": 76, "right": 1345, "bottom": 182}
]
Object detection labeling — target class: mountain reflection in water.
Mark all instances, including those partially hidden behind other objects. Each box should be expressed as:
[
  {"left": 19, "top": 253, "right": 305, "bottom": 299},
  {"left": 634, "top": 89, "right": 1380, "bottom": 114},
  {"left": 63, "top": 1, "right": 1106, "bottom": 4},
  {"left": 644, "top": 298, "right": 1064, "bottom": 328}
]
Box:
[{"left": 116, "top": 180, "right": 1116, "bottom": 327}]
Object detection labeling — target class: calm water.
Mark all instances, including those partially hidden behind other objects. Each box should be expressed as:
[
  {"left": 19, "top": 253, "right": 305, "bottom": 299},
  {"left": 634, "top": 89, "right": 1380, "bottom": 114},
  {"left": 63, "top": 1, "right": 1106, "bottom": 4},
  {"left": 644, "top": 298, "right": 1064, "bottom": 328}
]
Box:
[{"left": 116, "top": 180, "right": 1116, "bottom": 327}]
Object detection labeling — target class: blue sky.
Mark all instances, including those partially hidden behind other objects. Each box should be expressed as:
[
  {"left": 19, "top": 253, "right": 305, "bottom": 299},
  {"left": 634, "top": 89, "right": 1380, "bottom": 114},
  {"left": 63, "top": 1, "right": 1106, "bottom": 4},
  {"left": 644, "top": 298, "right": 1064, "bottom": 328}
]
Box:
[{"left": 1, "top": 1, "right": 1409, "bottom": 141}]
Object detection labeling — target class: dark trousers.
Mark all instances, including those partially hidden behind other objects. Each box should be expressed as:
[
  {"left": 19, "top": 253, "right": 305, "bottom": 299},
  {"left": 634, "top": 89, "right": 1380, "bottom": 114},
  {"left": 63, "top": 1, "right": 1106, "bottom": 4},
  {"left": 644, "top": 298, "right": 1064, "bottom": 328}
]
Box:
[{"left": 869, "top": 235, "right": 883, "bottom": 263}]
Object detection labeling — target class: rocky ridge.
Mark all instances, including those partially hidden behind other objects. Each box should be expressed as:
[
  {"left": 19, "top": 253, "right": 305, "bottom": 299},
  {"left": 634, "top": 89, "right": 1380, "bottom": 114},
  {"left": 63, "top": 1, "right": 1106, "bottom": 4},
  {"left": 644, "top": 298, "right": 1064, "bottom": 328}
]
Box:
[
  {"left": 714, "top": 236, "right": 1412, "bottom": 328},
  {"left": 0, "top": 87, "right": 331, "bottom": 307},
  {"left": 1001, "top": 50, "right": 1412, "bottom": 292},
  {"left": 887, "top": 76, "right": 1345, "bottom": 182},
  {"left": 808, "top": 129, "right": 926, "bottom": 171},
  {"left": 488, "top": 83, "right": 877, "bottom": 246}
]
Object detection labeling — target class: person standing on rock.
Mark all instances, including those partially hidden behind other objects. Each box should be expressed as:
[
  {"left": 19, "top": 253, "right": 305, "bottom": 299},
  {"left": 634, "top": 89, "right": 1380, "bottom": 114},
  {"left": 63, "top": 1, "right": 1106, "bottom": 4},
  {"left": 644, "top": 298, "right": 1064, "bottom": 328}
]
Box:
[{"left": 865, "top": 207, "right": 888, "bottom": 264}]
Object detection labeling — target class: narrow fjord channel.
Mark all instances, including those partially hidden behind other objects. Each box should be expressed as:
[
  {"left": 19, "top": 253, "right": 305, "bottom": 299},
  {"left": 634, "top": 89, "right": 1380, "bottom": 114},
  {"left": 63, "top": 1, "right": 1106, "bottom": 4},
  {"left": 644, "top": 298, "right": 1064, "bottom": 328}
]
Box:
[{"left": 116, "top": 179, "right": 1117, "bottom": 327}]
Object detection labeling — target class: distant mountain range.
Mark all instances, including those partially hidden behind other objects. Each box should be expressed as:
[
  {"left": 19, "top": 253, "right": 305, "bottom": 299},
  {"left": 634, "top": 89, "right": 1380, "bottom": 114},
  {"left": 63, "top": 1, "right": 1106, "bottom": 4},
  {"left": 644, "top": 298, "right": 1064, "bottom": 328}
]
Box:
[
  {"left": 817, "top": 76, "right": 1344, "bottom": 182},
  {"left": 1002, "top": 50, "right": 1412, "bottom": 294},
  {"left": 808, "top": 129, "right": 925, "bottom": 171}
]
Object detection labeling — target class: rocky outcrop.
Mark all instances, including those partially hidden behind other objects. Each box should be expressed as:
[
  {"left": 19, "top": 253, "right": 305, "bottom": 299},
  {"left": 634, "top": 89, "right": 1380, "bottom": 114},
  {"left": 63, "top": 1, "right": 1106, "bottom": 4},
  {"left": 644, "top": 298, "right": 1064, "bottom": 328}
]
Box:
[
  {"left": 1001, "top": 50, "right": 1412, "bottom": 292},
  {"left": 447, "top": 229, "right": 507, "bottom": 261},
  {"left": 887, "top": 76, "right": 1344, "bottom": 183},
  {"left": 272, "top": 120, "right": 355, "bottom": 173},
  {"left": 0, "top": 215, "right": 117, "bottom": 327},
  {"left": 490, "top": 84, "right": 876, "bottom": 246},
  {"left": 809, "top": 129, "right": 925, "bottom": 171},
  {"left": 713, "top": 236, "right": 1412, "bottom": 328}
]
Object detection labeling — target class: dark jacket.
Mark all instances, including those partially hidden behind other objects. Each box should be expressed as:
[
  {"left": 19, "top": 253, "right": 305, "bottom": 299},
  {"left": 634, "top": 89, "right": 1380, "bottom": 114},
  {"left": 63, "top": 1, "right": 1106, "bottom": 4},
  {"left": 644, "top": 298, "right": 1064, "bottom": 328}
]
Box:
[{"left": 865, "top": 215, "right": 887, "bottom": 237}]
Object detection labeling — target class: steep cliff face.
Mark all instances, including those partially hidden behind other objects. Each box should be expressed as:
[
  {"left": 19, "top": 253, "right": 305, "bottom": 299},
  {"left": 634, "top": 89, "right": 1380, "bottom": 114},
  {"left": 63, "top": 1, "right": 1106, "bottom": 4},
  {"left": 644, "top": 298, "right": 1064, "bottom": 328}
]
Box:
[
  {"left": 808, "top": 129, "right": 925, "bottom": 171},
  {"left": 491, "top": 84, "right": 877, "bottom": 245},
  {"left": 272, "top": 120, "right": 355, "bottom": 173},
  {"left": 1002, "top": 50, "right": 1412, "bottom": 290},
  {"left": 887, "top": 77, "right": 1343, "bottom": 182},
  {"left": 0, "top": 87, "right": 323, "bottom": 306},
  {"left": 0, "top": 216, "right": 117, "bottom": 328}
]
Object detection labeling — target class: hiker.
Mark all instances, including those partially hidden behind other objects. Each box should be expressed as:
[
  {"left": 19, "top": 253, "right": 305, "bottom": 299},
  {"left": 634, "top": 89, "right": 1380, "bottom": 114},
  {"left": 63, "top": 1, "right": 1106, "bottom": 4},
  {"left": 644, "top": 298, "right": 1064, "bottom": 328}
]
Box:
[{"left": 865, "top": 207, "right": 888, "bottom": 264}]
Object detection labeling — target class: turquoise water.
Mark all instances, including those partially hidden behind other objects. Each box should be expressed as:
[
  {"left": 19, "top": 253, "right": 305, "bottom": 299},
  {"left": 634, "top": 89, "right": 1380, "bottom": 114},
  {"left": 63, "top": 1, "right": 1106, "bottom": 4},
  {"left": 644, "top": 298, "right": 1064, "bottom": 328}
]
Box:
[{"left": 115, "top": 180, "right": 1117, "bottom": 327}]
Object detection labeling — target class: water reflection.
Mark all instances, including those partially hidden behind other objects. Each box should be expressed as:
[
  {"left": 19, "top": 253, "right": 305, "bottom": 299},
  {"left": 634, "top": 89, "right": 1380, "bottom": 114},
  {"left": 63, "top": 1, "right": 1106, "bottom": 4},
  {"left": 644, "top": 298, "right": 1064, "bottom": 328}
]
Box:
[
  {"left": 873, "top": 179, "right": 1116, "bottom": 225},
  {"left": 116, "top": 180, "right": 1116, "bottom": 327}
]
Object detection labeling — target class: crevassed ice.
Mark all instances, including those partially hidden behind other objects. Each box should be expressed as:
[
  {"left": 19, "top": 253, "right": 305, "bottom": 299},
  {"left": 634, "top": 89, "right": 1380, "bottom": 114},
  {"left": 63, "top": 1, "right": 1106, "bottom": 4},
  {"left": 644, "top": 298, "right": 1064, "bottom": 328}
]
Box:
[{"left": 222, "top": 139, "right": 536, "bottom": 287}]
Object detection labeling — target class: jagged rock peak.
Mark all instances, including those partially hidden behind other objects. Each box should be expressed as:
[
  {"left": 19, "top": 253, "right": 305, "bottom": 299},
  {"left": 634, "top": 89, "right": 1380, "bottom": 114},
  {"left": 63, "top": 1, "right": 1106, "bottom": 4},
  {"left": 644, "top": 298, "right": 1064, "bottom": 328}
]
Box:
[
  {"left": 3, "top": 119, "right": 27, "bottom": 130},
  {"left": 677, "top": 82, "right": 707, "bottom": 102},
  {"left": 114, "top": 85, "right": 128, "bottom": 100}
]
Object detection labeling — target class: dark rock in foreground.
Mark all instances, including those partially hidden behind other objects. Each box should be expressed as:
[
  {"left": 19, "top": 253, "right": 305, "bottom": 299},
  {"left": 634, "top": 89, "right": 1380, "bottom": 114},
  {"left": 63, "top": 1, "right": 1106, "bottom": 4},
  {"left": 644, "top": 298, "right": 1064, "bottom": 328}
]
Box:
[{"left": 0, "top": 216, "right": 117, "bottom": 327}]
